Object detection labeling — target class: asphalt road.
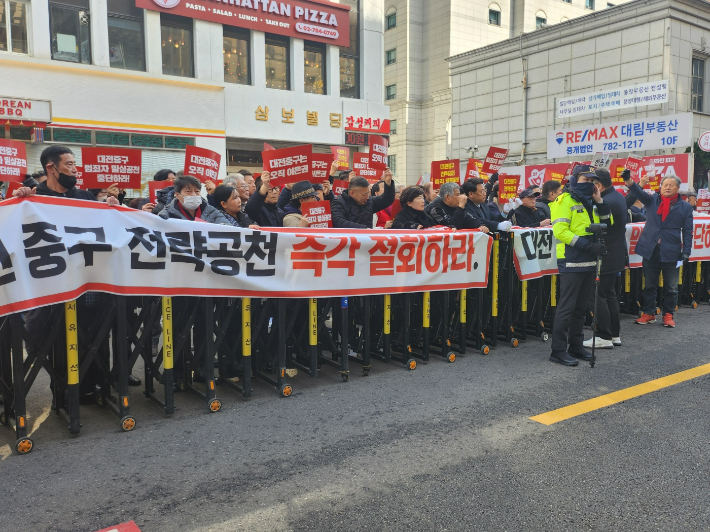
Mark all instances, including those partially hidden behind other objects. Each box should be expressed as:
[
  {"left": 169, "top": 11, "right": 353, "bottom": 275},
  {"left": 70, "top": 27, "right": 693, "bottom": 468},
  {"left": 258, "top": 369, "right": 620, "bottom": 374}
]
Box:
[{"left": 1, "top": 305, "right": 708, "bottom": 532}]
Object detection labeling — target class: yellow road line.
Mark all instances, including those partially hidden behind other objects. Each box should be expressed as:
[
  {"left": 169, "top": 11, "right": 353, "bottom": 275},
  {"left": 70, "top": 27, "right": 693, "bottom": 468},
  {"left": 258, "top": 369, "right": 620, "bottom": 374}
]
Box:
[{"left": 530, "top": 363, "right": 710, "bottom": 425}]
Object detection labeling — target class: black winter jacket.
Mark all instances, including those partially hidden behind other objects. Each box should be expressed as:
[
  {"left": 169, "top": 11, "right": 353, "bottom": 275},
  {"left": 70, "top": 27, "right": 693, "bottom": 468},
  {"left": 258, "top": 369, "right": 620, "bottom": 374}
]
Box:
[
  {"left": 332, "top": 181, "right": 394, "bottom": 229},
  {"left": 36, "top": 181, "right": 96, "bottom": 201},
  {"left": 158, "top": 198, "right": 229, "bottom": 225},
  {"left": 626, "top": 182, "right": 694, "bottom": 262},
  {"left": 391, "top": 205, "right": 436, "bottom": 229},
  {"left": 464, "top": 200, "right": 503, "bottom": 231},
  {"left": 428, "top": 200, "right": 467, "bottom": 229},
  {"left": 511, "top": 205, "right": 546, "bottom": 228},
  {"left": 535, "top": 198, "right": 552, "bottom": 219},
  {"left": 245, "top": 190, "right": 285, "bottom": 227},
  {"left": 599, "top": 186, "right": 629, "bottom": 274},
  {"left": 152, "top": 186, "right": 175, "bottom": 215}
]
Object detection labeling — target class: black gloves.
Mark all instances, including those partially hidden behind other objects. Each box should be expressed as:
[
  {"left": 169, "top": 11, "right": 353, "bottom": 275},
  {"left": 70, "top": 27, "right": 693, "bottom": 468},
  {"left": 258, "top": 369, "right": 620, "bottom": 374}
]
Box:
[
  {"left": 621, "top": 169, "right": 631, "bottom": 180},
  {"left": 588, "top": 242, "right": 607, "bottom": 256},
  {"left": 682, "top": 253, "right": 690, "bottom": 262}
]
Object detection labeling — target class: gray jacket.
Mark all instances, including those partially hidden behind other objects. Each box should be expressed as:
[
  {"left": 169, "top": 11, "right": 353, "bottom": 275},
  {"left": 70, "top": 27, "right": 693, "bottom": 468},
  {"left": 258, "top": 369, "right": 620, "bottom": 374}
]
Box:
[{"left": 158, "top": 198, "right": 230, "bottom": 225}]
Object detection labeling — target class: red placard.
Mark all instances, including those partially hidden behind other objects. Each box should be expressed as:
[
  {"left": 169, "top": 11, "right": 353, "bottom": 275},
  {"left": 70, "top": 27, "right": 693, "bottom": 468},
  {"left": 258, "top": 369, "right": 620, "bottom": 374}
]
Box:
[
  {"left": 353, "top": 152, "right": 384, "bottom": 182},
  {"left": 481, "top": 147, "right": 509, "bottom": 174},
  {"left": 302, "top": 201, "right": 332, "bottom": 228},
  {"left": 184, "top": 145, "right": 221, "bottom": 183},
  {"left": 525, "top": 163, "right": 569, "bottom": 187},
  {"left": 332, "top": 179, "right": 349, "bottom": 196},
  {"left": 331, "top": 146, "right": 350, "bottom": 170},
  {"left": 136, "top": 0, "right": 351, "bottom": 48},
  {"left": 368, "top": 135, "right": 389, "bottom": 170},
  {"left": 498, "top": 174, "right": 520, "bottom": 201},
  {"left": 463, "top": 158, "right": 487, "bottom": 183},
  {"left": 5, "top": 181, "right": 22, "bottom": 197},
  {"left": 697, "top": 189, "right": 710, "bottom": 214},
  {"left": 625, "top": 155, "right": 643, "bottom": 180},
  {"left": 642, "top": 153, "right": 691, "bottom": 188},
  {"left": 149, "top": 181, "right": 172, "bottom": 203},
  {"left": 431, "top": 159, "right": 460, "bottom": 189},
  {"left": 311, "top": 153, "right": 332, "bottom": 183},
  {"left": 81, "top": 147, "right": 142, "bottom": 189},
  {"left": 264, "top": 143, "right": 275, "bottom": 152},
  {"left": 262, "top": 144, "right": 312, "bottom": 187},
  {"left": 0, "top": 139, "right": 27, "bottom": 183},
  {"left": 74, "top": 165, "right": 84, "bottom": 189}
]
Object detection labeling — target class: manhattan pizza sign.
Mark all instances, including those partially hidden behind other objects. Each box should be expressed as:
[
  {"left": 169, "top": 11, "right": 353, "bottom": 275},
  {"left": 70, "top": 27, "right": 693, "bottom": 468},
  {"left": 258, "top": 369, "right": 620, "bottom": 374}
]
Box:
[{"left": 135, "top": 0, "right": 351, "bottom": 47}]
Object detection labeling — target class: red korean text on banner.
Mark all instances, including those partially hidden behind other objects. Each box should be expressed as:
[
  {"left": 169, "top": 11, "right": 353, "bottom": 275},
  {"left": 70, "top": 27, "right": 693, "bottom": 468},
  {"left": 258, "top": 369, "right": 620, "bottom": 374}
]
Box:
[
  {"left": 302, "top": 201, "right": 333, "bottom": 228},
  {"left": 74, "top": 166, "right": 84, "bottom": 189},
  {"left": 481, "top": 147, "right": 508, "bottom": 174},
  {"left": 81, "top": 147, "right": 142, "bottom": 189},
  {"left": 184, "top": 145, "right": 221, "bottom": 184},
  {"left": 311, "top": 153, "right": 333, "bottom": 184},
  {"left": 149, "top": 181, "right": 172, "bottom": 203},
  {"left": 332, "top": 179, "right": 349, "bottom": 196},
  {"left": 431, "top": 159, "right": 460, "bottom": 189},
  {"left": 262, "top": 144, "right": 311, "bottom": 187},
  {"left": 368, "top": 135, "right": 389, "bottom": 170},
  {"left": 697, "top": 189, "right": 710, "bottom": 214},
  {"left": 641, "top": 157, "right": 659, "bottom": 191},
  {"left": 525, "top": 163, "right": 569, "bottom": 188},
  {"left": 330, "top": 146, "right": 350, "bottom": 170},
  {"left": 0, "top": 139, "right": 27, "bottom": 183},
  {"left": 625, "top": 154, "right": 643, "bottom": 181},
  {"left": 498, "top": 174, "right": 520, "bottom": 201},
  {"left": 353, "top": 152, "right": 384, "bottom": 182},
  {"left": 463, "top": 159, "right": 487, "bottom": 183}
]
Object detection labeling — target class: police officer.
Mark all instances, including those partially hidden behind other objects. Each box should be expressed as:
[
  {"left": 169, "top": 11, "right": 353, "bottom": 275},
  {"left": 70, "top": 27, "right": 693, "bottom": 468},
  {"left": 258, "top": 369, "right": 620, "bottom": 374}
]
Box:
[{"left": 549, "top": 165, "right": 612, "bottom": 366}]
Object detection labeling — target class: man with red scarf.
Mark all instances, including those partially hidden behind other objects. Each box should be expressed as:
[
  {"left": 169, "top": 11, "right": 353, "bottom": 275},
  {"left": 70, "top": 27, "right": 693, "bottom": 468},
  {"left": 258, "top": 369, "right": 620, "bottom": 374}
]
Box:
[{"left": 623, "top": 170, "right": 694, "bottom": 328}]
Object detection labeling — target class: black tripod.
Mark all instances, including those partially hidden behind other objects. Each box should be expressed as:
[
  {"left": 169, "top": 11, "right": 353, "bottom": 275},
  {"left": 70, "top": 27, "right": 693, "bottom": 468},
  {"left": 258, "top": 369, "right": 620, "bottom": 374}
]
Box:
[{"left": 587, "top": 224, "right": 608, "bottom": 368}]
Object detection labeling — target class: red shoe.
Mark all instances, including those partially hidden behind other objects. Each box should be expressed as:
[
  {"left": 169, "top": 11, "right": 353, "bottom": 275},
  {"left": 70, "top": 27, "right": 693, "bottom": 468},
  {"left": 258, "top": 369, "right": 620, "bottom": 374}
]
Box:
[
  {"left": 636, "top": 313, "right": 656, "bottom": 325},
  {"left": 662, "top": 313, "right": 676, "bottom": 328}
]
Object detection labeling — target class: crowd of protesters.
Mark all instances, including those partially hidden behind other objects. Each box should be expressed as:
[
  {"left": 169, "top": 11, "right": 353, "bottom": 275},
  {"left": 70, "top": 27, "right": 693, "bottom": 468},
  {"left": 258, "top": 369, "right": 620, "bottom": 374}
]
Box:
[{"left": 3, "top": 144, "right": 701, "bottom": 374}]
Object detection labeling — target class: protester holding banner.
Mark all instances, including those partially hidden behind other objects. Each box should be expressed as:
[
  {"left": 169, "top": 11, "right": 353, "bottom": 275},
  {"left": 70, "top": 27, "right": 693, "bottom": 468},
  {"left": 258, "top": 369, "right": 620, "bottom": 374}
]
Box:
[
  {"left": 331, "top": 169, "right": 395, "bottom": 229},
  {"left": 624, "top": 171, "right": 694, "bottom": 328},
  {"left": 392, "top": 186, "right": 436, "bottom": 229},
  {"left": 583, "top": 168, "right": 628, "bottom": 349},
  {"left": 511, "top": 188, "right": 551, "bottom": 228},
  {"left": 159, "top": 175, "right": 229, "bottom": 224},
  {"left": 536, "top": 181, "right": 562, "bottom": 219},
  {"left": 245, "top": 171, "right": 285, "bottom": 227},
  {"left": 213, "top": 184, "right": 258, "bottom": 229},
  {"left": 549, "top": 165, "right": 612, "bottom": 366},
  {"left": 428, "top": 182, "right": 473, "bottom": 230},
  {"left": 462, "top": 178, "right": 512, "bottom": 232},
  {"left": 283, "top": 181, "right": 320, "bottom": 227}
]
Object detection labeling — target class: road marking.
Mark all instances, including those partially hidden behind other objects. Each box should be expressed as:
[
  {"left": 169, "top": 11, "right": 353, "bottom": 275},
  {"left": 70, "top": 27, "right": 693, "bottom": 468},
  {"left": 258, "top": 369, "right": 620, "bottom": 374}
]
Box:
[{"left": 530, "top": 363, "right": 710, "bottom": 425}]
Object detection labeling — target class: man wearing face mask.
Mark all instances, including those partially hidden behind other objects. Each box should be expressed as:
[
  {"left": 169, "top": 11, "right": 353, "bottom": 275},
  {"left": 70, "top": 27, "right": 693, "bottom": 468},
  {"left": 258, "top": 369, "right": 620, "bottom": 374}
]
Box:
[
  {"left": 549, "top": 165, "right": 612, "bottom": 367},
  {"left": 159, "top": 175, "right": 229, "bottom": 224}
]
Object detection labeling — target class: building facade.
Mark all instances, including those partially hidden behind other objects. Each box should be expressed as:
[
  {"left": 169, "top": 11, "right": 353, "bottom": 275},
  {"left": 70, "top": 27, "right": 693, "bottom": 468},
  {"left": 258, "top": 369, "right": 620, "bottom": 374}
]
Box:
[
  {"left": 0, "top": 0, "right": 388, "bottom": 191},
  {"left": 448, "top": 0, "right": 710, "bottom": 189},
  {"left": 382, "top": 0, "right": 626, "bottom": 183}
]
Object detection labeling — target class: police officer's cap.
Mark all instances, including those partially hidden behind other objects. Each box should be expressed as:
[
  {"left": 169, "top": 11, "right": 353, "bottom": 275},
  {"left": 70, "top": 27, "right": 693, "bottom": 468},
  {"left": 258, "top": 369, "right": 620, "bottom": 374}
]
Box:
[{"left": 572, "top": 164, "right": 597, "bottom": 178}]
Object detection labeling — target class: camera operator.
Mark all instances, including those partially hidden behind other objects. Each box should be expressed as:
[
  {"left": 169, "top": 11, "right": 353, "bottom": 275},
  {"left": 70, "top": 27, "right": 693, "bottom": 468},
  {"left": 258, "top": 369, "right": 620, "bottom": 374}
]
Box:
[
  {"left": 583, "top": 168, "right": 628, "bottom": 349},
  {"left": 549, "top": 165, "right": 612, "bottom": 366}
]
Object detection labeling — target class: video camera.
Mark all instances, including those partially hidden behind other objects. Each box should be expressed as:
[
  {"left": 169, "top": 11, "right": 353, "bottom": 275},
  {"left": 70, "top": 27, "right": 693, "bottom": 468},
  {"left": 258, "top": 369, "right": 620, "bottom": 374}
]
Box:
[{"left": 586, "top": 223, "right": 607, "bottom": 235}]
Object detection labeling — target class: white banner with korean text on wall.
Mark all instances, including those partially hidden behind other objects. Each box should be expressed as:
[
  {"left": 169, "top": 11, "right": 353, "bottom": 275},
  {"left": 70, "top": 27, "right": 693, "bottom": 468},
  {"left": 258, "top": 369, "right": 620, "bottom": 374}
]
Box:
[
  {"left": 547, "top": 113, "right": 693, "bottom": 159},
  {"left": 556, "top": 80, "right": 669, "bottom": 119},
  {"left": 0, "top": 197, "right": 493, "bottom": 317}
]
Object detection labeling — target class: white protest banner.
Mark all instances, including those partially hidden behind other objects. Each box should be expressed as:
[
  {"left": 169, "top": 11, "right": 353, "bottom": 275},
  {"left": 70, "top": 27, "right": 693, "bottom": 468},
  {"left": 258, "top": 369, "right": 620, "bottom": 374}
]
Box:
[
  {"left": 547, "top": 113, "right": 692, "bottom": 159},
  {"left": 0, "top": 197, "right": 493, "bottom": 316},
  {"left": 556, "top": 80, "right": 669, "bottom": 118}
]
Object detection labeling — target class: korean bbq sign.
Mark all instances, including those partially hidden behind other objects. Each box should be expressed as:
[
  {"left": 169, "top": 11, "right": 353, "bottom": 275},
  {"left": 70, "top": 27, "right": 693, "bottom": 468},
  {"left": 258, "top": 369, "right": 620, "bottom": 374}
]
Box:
[
  {"left": 0, "top": 140, "right": 27, "bottom": 182},
  {"left": 262, "top": 144, "right": 311, "bottom": 187},
  {"left": 81, "top": 147, "right": 142, "bottom": 188},
  {"left": 184, "top": 145, "right": 221, "bottom": 183},
  {"left": 0, "top": 197, "right": 493, "bottom": 316},
  {"left": 135, "top": 0, "right": 351, "bottom": 48}
]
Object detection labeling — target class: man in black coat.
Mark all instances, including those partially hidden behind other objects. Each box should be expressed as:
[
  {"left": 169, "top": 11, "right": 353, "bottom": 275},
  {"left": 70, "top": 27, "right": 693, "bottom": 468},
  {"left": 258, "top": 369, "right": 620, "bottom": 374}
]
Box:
[
  {"left": 332, "top": 169, "right": 394, "bottom": 228},
  {"left": 462, "top": 178, "right": 512, "bottom": 233},
  {"left": 624, "top": 170, "right": 694, "bottom": 328},
  {"left": 244, "top": 171, "right": 285, "bottom": 227},
  {"left": 511, "top": 187, "right": 551, "bottom": 228},
  {"left": 428, "top": 182, "right": 471, "bottom": 229},
  {"left": 583, "top": 169, "right": 628, "bottom": 349}
]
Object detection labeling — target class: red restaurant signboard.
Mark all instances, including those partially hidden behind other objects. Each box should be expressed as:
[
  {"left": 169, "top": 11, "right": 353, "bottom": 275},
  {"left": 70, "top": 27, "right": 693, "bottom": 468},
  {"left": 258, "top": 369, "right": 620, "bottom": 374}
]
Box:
[{"left": 135, "top": 0, "right": 351, "bottom": 48}]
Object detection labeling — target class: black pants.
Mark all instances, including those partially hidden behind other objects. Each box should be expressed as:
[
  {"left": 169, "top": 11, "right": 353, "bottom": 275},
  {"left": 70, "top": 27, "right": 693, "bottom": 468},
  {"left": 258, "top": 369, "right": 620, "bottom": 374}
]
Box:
[
  {"left": 595, "top": 273, "right": 620, "bottom": 340},
  {"left": 642, "top": 246, "right": 680, "bottom": 316},
  {"left": 552, "top": 270, "right": 594, "bottom": 352}
]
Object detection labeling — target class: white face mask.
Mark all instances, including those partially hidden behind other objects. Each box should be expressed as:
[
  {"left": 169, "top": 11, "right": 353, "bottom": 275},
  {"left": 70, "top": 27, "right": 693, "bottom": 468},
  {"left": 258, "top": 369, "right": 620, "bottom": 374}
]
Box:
[{"left": 182, "top": 195, "right": 202, "bottom": 210}]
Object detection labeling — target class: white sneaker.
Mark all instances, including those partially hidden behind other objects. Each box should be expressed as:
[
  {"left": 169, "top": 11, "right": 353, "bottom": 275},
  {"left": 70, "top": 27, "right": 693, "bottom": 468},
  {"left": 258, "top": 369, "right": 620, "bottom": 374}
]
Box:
[
  {"left": 612, "top": 337, "right": 622, "bottom": 346},
  {"left": 583, "top": 337, "right": 613, "bottom": 349}
]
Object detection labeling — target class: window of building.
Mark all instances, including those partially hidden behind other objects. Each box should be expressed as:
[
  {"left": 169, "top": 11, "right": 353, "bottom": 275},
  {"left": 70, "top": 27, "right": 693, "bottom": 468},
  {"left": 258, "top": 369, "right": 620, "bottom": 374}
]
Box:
[
  {"left": 386, "top": 12, "right": 396, "bottom": 30},
  {"left": 50, "top": 0, "right": 91, "bottom": 64},
  {"left": 386, "top": 48, "right": 396, "bottom": 65},
  {"left": 339, "top": 0, "right": 359, "bottom": 99},
  {"left": 161, "top": 14, "right": 193, "bottom": 77},
  {"left": 607, "top": 2, "right": 615, "bottom": 6},
  {"left": 389, "top": 154, "right": 396, "bottom": 175},
  {"left": 0, "top": 0, "right": 29, "bottom": 54},
  {"left": 304, "top": 41, "right": 326, "bottom": 94},
  {"left": 562, "top": 0, "right": 571, "bottom": 3},
  {"left": 107, "top": 0, "right": 145, "bottom": 71},
  {"left": 488, "top": 9, "right": 500, "bottom": 26},
  {"left": 386, "top": 84, "right": 396, "bottom": 100},
  {"left": 223, "top": 26, "right": 249, "bottom": 85},
  {"left": 390, "top": 119, "right": 397, "bottom": 135},
  {"left": 692, "top": 57, "right": 705, "bottom": 112},
  {"left": 265, "top": 34, "right": 289, "bottom": 90},
  {"left": 585, "top": 0, "right": 595, "bottom": 9},
  {"left": 535, "top": 16, "right": 547, "bottom": 29}
]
